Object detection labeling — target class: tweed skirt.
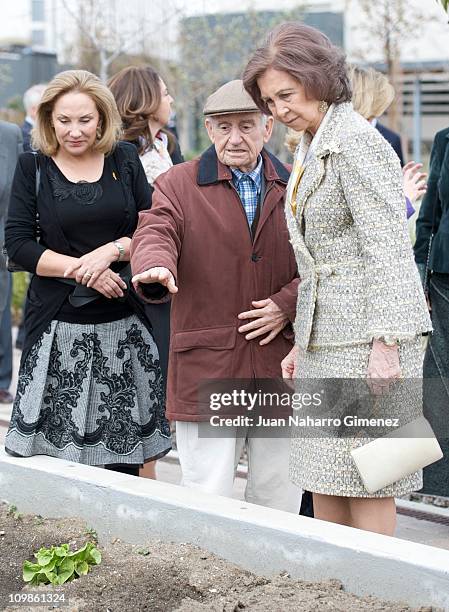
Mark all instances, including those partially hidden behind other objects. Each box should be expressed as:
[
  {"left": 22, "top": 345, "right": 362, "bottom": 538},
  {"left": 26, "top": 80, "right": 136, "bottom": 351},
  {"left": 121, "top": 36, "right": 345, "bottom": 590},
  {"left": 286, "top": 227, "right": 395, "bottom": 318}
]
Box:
[
  {"left": 5, "top": 315, "right": 171, "bottom": 465},
  {"left": 289, "top": 336, "right": 425, "bottom": 497}
]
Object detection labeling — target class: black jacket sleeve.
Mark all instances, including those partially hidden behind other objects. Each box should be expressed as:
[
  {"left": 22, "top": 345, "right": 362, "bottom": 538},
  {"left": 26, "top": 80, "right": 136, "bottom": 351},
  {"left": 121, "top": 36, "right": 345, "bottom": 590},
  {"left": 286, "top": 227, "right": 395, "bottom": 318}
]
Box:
[
  {"left": 414, "top": 131, "right": 444, "bottom": 265},
  {"left": 131, "top": 146, "right": 153, "bottom": 212},
  {"left": 117, "top": 141, "right": 153, "bottom": 212},
  {"left": 5, "top": 153, "right": 46, "bottom": 272}
]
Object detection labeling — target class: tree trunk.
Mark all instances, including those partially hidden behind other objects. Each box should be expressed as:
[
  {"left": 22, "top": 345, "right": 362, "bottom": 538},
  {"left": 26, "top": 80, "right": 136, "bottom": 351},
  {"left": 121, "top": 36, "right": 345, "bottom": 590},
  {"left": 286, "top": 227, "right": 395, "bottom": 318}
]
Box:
[
  {"left": 99, "top": 48, "right": 108, "bottom": 82},
  {"left": 386, "top": 54, "right": 402, "bottom": 134}
]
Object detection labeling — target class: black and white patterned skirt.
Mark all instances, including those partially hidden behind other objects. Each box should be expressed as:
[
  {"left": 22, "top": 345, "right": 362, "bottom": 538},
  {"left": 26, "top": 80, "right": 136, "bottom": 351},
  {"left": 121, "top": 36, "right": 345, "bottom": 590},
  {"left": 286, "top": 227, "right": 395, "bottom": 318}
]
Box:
[{"left": 5, "top": 315, "right": 171, "bottom": 465}]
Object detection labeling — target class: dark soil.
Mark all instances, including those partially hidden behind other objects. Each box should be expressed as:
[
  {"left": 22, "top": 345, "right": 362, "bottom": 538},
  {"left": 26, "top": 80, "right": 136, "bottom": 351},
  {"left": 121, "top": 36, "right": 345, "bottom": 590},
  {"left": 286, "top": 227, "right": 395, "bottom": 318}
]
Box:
[{"left": 0, "top": 503, "right": 438, "bottom": 612}]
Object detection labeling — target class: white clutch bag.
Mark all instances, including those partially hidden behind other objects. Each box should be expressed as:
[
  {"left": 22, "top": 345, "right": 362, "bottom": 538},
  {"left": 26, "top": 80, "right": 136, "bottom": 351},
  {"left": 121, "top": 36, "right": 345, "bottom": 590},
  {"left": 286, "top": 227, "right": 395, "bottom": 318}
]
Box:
[{"left": 350, "top": 416, "right": 443, "bottom": 494}]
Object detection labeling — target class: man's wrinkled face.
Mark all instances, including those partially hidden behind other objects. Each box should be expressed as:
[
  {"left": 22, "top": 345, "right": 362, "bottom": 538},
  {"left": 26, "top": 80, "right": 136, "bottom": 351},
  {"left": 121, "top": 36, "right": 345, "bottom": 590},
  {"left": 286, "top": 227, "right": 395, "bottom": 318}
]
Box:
[{"left": 205, "top": 112, "right": 273, "bottom": 173}]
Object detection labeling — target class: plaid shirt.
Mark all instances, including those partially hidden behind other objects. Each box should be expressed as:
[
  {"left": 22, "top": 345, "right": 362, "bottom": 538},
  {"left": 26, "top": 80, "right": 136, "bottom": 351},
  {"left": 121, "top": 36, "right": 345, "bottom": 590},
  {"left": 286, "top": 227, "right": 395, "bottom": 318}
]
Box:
[{"left": 231, "top": 156, "right": 263, "bottom": 227}]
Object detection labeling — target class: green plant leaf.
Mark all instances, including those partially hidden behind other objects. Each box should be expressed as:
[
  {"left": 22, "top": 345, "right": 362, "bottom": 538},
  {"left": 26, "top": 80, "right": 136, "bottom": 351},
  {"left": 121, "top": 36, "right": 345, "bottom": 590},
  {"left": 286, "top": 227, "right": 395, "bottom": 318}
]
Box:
[
  {"left": 84, "top": 527, "right": 98, "bottom": 540},
  {"left": 23, "top": 561, "right": 42, "bottom": 582},
  {"left": 88, "top": 547, "right": 102, "bottom": 565},
  {"left": 23, "top": 541, "right": 101, "bottom": 586},
  {"left": 41, "top": 559, "right": 58, "bottom": 576},
  {"left": 30, "top": 574, "right": 41, "bottom": 586},
  {"left": 57, "top": 557, "right": 75, "bottom": 584},
  {"left": 34, "top": 546, "right": 48, "bottom": 559},
  {"left": 67, "top": 541, "right": 89, "bottom": 559},
  {"left": 75, "top": 560, "right": 89, "bottom": 576},
  {"left": 36, "top": 550, "right": 54, "bottom": 566},
  {"left": 32, "top": 571, "right": 49, "bottom": 586}
]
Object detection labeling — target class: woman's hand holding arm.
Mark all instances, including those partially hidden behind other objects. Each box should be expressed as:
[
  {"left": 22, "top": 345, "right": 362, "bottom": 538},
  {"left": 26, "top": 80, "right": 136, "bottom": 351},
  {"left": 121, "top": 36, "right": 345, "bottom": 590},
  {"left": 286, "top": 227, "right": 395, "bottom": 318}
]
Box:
[
  {"left": 63, "top": 237, "right": 131, "bottom": 286},
  {"left": 35, "top": 249, "right": 80, "bottom": 277},
  {"left": 36, "top": 249, "right": 126, "bottom": 298}
]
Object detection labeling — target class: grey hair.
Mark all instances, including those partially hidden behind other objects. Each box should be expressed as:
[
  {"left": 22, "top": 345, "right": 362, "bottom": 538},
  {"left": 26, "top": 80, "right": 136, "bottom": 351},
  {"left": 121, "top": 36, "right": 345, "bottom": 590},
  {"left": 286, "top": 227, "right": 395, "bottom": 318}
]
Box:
[{"left": 23, "top": 84, "right": 47, "bottom": 113}]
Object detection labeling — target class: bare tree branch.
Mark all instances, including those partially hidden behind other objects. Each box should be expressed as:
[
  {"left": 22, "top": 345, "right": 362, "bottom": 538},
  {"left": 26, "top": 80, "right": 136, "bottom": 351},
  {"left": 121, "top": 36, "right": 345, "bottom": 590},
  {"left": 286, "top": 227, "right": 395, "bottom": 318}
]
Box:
[
  {"left": 352, "top": 0, "right": 426, "bottom": 131},
  {"left": 61, "top": 0, "right": 181, "bottom": 81}
]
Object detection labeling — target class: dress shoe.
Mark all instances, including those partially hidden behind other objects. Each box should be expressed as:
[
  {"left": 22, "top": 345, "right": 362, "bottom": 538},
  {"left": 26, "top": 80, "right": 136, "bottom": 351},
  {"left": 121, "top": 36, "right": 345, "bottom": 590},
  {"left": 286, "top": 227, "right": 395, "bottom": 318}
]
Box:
[{"left": 0, "top": 389, "right": 14, "bottom": 403}]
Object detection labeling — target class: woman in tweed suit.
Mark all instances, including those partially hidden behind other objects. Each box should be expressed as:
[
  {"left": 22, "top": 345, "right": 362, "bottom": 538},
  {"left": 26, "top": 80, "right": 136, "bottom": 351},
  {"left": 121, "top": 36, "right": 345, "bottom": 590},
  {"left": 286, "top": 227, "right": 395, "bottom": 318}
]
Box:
[{"left": 243, "top": 23, "right": 432, "bottom": 535}]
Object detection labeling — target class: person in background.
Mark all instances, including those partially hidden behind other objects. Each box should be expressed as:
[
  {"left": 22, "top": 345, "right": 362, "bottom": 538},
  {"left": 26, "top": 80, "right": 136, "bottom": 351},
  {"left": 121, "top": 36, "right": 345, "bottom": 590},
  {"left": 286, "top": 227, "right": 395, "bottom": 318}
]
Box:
[
  {"left": 108, "top": 65, "right": 183, "bottom": 185},
  {"left": 244, "top": 23, "right": 431, "bottom": 534},
  {"left": 349, "top": 65, "right": 425, "bottom": 215},
  {"left": 131, "top": 79, "right": 301, "bottom": 513},
  {"left": 14, "top": 84, "right": 48, "bottom": 352},
  {"left": 5, "top": 70, "right": 171, "bottom": 473},
  {"left": 22, "top": 84, "right": 47, "bottom": 153},
  {"left": 167, "top": 110, "right": 179, "bottom": 140},
  {"left": 108, "top": 65, "right": 183, "bottom": 480},
  {"left": 0, "top": 120, "right": 22, "bottom": 404},
  {"left": 376, "top": 120, "right": 404, "bottom": 167},
  {"left": 414, "top": 127, "right": 449, "bottom": 497},
  {"left": 350, "top": 66, "right": 405, "bottom": 167}
]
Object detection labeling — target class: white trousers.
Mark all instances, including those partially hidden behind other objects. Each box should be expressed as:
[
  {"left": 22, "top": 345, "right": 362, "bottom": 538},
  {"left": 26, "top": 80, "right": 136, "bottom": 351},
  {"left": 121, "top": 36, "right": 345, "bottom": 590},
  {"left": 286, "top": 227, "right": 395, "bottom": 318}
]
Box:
[{"left": 175, "top": 421, "right": 302, "bottom": 513}]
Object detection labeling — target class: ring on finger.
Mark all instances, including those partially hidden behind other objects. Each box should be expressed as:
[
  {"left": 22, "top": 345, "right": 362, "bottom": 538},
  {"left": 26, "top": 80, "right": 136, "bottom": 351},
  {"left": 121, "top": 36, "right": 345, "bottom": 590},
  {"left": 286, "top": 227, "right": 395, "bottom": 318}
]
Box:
[{"left": 85, "top": 272, "right": 93, "bottom": 278}]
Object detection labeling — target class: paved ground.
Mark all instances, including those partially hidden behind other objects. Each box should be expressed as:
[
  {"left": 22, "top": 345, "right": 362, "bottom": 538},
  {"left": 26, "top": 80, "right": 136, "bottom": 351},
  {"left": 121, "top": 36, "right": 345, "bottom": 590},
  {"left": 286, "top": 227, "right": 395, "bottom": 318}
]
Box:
[{"left": 1, "top": 333, "right": 449, "bottom": 551}]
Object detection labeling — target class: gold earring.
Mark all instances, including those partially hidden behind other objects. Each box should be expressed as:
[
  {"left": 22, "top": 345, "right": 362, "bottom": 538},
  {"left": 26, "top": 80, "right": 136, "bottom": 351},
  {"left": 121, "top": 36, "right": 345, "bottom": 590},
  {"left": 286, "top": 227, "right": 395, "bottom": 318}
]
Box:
[{"left": 318, "top": 100, "right": 329, "bottom": 113}]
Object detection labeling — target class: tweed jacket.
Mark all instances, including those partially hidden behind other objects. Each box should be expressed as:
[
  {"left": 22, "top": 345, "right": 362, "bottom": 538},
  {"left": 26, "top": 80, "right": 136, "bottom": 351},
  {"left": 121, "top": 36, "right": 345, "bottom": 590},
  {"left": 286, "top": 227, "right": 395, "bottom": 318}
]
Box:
[{"left": 286, "top": 102, "right": 431, "bottom": 350}]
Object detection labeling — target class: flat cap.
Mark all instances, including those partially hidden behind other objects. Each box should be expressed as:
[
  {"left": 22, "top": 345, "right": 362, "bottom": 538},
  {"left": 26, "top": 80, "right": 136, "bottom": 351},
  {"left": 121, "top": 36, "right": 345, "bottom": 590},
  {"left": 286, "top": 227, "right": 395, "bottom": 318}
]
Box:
[{"left": 203, "top": 79, "right": 259, "bottom": 117}]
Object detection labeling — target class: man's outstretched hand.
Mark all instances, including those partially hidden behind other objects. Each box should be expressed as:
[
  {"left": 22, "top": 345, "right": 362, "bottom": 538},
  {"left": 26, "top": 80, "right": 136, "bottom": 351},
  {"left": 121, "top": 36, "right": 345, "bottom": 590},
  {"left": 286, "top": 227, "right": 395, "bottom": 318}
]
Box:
[{"left": 132, "top": 267, "right": 178, "bottom": 294}]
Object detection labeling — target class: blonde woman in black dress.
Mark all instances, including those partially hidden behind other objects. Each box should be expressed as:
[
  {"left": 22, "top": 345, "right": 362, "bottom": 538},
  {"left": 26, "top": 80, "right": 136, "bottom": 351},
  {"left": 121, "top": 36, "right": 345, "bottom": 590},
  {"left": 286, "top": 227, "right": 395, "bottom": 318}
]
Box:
[{"left": 5, "top": 70, "right": 171, "bottom": 474}]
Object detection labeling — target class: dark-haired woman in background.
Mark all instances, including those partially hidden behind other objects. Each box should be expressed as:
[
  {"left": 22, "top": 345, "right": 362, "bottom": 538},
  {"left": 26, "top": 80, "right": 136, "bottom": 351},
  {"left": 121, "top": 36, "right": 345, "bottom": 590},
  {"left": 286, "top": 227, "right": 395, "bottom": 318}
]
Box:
[
  {"left": 108, "top": 65, "right": 183, "bottom": 479},
  {"left": 108, "top": 65, "right": 183, "bottom": 180}
]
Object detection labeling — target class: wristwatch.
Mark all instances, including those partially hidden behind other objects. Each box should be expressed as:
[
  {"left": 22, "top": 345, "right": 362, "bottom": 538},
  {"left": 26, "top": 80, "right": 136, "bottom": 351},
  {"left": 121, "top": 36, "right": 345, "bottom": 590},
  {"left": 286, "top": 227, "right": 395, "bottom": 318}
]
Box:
[{"left": 113, "top": 241, "right": 125, "bottom": 262}]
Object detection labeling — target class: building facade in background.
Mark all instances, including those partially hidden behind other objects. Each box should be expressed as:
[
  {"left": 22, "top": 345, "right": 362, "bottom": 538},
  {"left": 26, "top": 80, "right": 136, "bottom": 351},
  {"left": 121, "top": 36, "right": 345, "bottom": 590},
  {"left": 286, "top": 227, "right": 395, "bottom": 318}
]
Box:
[{"left": 0, "top": 0, "right": 448, "bottom": 155}]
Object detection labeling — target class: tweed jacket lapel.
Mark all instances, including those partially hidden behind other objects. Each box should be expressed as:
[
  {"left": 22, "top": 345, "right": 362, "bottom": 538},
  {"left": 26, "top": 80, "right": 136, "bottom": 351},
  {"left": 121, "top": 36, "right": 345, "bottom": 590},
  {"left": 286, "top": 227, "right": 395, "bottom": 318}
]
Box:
[
  {"left": 294, "top": 103, "right": 350, "bottom": 227},
  {"left": 287, "top": 103, "right": 354, "bottom": 349},
  {"left": 295, "top": 155, "right": 325, "bottom": 229}
]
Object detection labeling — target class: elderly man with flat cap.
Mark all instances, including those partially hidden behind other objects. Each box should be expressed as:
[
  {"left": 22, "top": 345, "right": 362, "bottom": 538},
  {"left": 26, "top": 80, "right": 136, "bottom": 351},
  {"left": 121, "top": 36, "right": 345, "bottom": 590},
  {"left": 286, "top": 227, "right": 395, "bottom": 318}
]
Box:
[{"left": 131, "top": 80, "right": 301, "bottom": 512}]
